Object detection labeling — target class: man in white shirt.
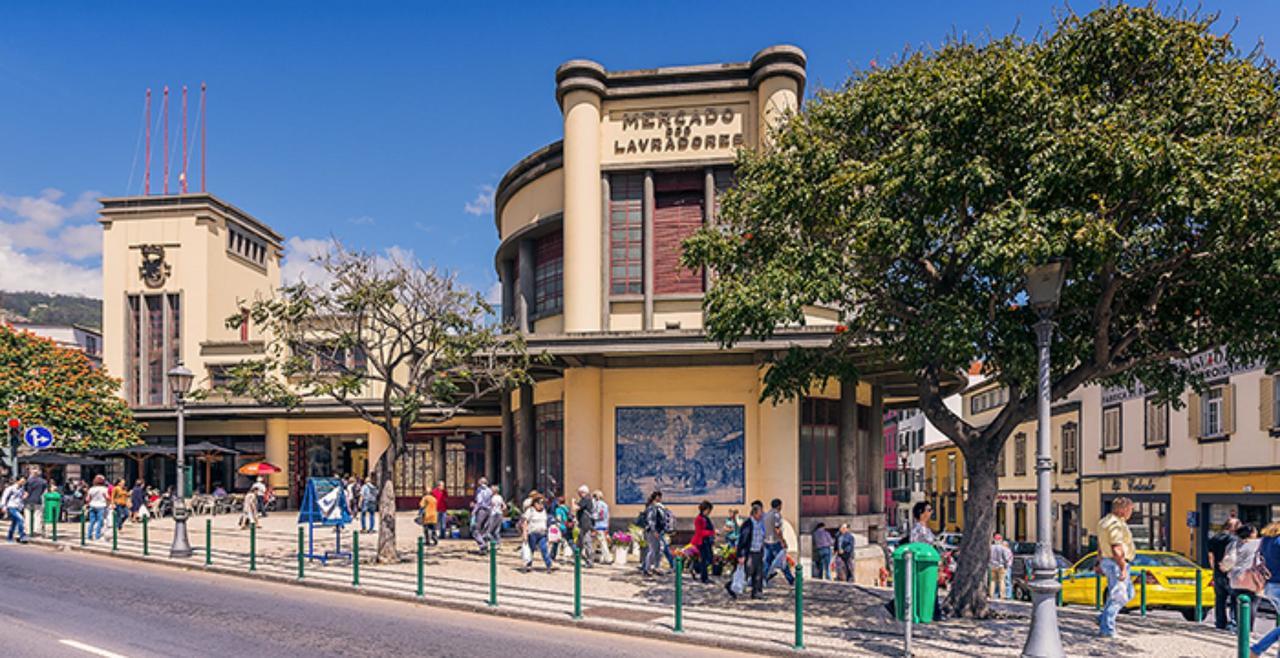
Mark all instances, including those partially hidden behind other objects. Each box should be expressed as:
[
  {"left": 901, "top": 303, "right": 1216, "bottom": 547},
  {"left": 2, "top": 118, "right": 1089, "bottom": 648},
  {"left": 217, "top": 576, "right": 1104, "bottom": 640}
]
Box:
[
  {"left": 989, "top": 533, "right": 1014, "bottom": 599},
  {"left": 3, "top": 477, "right": 28, "bottom": 543}
]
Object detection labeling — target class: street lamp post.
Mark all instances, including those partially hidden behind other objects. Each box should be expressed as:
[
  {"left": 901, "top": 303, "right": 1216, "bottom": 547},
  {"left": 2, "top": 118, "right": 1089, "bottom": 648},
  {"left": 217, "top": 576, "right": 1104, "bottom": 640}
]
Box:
[
  {"left": 168, "top": 363, "right": 194, "bottom": 559},
  {"left": 1021, "top": 261, "right": 1067, "bottom": 658}
]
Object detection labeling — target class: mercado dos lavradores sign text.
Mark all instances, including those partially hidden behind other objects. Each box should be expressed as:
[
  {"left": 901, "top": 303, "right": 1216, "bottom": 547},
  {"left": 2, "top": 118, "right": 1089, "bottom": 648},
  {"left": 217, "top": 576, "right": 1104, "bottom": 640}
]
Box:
[{"left": 604, "top": 104, "right": 747, "bottom": 161}]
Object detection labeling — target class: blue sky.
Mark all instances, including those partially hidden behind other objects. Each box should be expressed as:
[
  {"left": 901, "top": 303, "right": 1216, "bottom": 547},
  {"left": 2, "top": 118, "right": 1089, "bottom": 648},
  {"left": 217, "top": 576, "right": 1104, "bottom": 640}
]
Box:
[{"left": 1, "top": 1, "right": 1276, "bottom": 299}]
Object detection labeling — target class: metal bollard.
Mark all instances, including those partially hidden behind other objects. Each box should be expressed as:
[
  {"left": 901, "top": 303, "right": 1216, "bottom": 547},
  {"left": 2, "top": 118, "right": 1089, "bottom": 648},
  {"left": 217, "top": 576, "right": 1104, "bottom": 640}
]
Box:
[
  {"left": 794, "top": 561, "right": 805, "bottom": 650},
  {"left": 297, "top": 527, "right": 305, "bottom": 580},
  {"left": 80, "top": 513, "right": 85, "bottom": 546},
  {"left": 573, "top": 547, "right": 582, "bottom": 620},
  {"left": 674, "top": 556, "right": 684, "bottom": 633},
  {"left": 52, "top": 511, "right": 58, "bottom": 542},
  {"left": 1139, "top": 569, "right": 1147, "bottom": 617},
  {"left": 142, "top": 516, "right": 149, "bottom": 556},
  {"left": 28, "top": 507, "right": 33, "bottom": 536},
  {"left": 205, "top": 519, "right": 212, "bottom": 566},
  {"left": 1094, "top": 568, "right": 1102, "bottom": 610},
  {"left": 904, "top": 551, "right": 914, "bottom": 657},
  {"left": 488, "top": 540, "right": 497, "bottom": 607},
  {"left": 112, "top": 518, "right": 118, "bottom": 552},
  {"left": 416, "top": 536, "right": 424, "bottom": 598},
  {"left": 1238, "top": 594, "right": 1252, "bottom": 658},
  {"left": 352, "top": 531, "right": 360, "bottom": 587},
  {"left": 1056, "top": 568, "right": 1063, "bottom": 607},
  {"left": 1195, "top": 569, "right": 1203, "bottom": 623},
  {"left": 249, "top": 523, "right": 257, "bottom": 572}
]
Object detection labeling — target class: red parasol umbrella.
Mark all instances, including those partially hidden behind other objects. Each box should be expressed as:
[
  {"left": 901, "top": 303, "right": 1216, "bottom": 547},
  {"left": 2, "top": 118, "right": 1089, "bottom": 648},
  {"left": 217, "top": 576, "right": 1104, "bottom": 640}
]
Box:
[{"left": 238, "top": 461, "right": 282, "bottom": 476}]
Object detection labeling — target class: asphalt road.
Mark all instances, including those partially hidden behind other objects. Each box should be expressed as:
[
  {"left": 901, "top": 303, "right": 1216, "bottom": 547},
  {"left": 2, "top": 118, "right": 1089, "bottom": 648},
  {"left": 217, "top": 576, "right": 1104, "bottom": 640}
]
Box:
[{"left": 0, "top": 543, "right": 747, "bottom": 658}]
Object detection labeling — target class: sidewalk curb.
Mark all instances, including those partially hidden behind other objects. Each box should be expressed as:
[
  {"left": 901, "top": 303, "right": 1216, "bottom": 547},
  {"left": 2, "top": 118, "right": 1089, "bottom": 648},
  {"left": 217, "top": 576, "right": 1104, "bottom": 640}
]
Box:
[{"left": 31, "top": 539, "right": 829, "bottom": 657}]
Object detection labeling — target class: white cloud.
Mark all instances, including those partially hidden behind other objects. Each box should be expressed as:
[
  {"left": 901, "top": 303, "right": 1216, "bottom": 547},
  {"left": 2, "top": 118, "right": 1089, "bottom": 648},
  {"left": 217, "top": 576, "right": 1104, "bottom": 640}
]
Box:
[
  {"left": 58, "top": 224, "right": 103, "bottom": 260},
  {"left": 485, "top": 281, "right": 502, "bottom": 304},
  {"left": 0, "top": 189, "right": 101, "bottom": 255},
  {"left": 463, "top": 184, "right": 495, "bottom": 216},
  {"left": 281, "top": 237, "right": 421, "bottom": 288},
  {"left": 0, "top": 230, "right": 100, "bottom": 296}
]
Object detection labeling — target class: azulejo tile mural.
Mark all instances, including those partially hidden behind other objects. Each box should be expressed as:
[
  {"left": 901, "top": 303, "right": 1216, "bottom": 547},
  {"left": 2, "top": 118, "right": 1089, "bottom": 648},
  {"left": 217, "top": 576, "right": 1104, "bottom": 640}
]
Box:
[{"left": 615, "top": 405, "right": 745, "bottom": 505}]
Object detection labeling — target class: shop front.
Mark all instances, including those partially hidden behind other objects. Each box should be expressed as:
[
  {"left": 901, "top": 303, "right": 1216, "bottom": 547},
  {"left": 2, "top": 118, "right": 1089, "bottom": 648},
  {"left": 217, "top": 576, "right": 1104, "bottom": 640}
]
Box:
[{"left": 1176, "top": 470, "right": 1280, "bottom": 564}]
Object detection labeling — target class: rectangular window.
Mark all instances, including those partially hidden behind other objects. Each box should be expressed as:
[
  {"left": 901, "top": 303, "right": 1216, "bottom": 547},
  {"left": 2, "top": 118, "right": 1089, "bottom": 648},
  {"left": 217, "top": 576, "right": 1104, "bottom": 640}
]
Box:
[
  {"left": 126, "top": 293, "right": 180, "bottom": 407},
  {"left": 653, "top": 171, "right": 705, "bottom": 295},
  {"left": 1061, "top": 422, "right": 1079, "bottom": 473},
  {"left": 207, "top": 364, "right": 234, "bottom": 389},
  {"left": 946, "top": 454, "right": 957, "bottom": 492},
  {"left": 126, "top": 295, "right": 141, "bottom": 405},
  {"left": 1102, "top": 405, "right": 1123, "bottom": 452},
  {"left": 997, "top": 441, "right": 1007, "bottom": 477},
  {"left": 800, "top": 398, "right": 840, "bottom": 516},
  {"left": 927, "top": 456, "right": 936, "bottom": 493},
  {"left": 1144, "top": 398, "right": 1169, "bottom": 448},
  {"left": 395, "top": 442, "right": 434, "bottom": 501},
  {"left": 168, "top": 294, "right": 181, "bottom": 384},
  {"left": 609, "top": 173, "right": 643, "bottom": 295},
  {"left": 1203, "top": 387, "right": 1224, "bottom": 438},
  {"left": 996, "top": 503, "right": 1007, "bottom": 538},
  {"left": 1273, "top": 375, "right": 1280, "bottom": 430},
  {"left": 533, "top": 232, "right": 563, "bottom": 315},
  {"left": 227, "top": 222, "right": 267, "bottom": 266},
  {"left": 146, "top": 295, "right": 164, "bottom": 405},
  {"left": 1014, "top": 433, "right": 1027, "bottom": 476},
  {"left": 535, "top": 401, "right": 564, "bottom": 495},
  {"left": 239, "top": 308, "right": 250, "bottom": 342},
  {"left": 1014, "top": 502, "right": 1028, "bottom": 541},
  {"left": 970, "top": 387, "right": 1008, "bottom": 414}
]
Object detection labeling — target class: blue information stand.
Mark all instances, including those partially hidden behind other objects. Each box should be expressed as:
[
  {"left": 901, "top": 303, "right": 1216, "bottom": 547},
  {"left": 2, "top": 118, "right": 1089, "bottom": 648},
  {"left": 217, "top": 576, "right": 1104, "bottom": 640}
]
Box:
[{"left": 297, "top": 477, "right": 352, "bottom": 564}]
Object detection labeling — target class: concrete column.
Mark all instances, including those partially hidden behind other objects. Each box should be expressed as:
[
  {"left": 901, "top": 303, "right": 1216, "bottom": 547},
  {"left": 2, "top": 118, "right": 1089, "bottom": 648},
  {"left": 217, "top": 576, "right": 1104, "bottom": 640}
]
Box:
[
  {"left": 265, "top": 418, "right": 290, "bottom": 500},
  {"left": 500, "top": 258, "right": 515, "bottom": 326},
  {"left": 500, "top": 387, "right": 514, "bottom": 495},
  {"left": 702, "top": 168, "right": 714, "bottom": 293},
  {"left": 561, "top": 88, "right": 603, "bottom": 332},
  {"left": 517, "top": 240, "right": 535, "bottom": 333},
  {"left": 484, "top": 432, "right": 496, "bottom": 486},
  {"left": 432, "top": 435, "right": 444, "bottom": 489},
  {"left": 838, "top": 379, "right": 860, "bottom": 516},
  {"left": 562, "top": 367, "right": 602, "bottom": 496},
  {"left": 516, "top": 383, "right": 536, "bottom": 496},
  {"left": 750, "top": 46, "right": 805, "bottom": 149},
  {"left": 367, "top": 424, "right": 391, "bottom": 479},
  {"left": 642, "top": 170, "right": 655, "bottom": 330},
  {"left": 600, "top": 175, "right": 611, "bottom": 330},
  {"left": 869, "top": 385, "right": 885, "bottom": 515}
]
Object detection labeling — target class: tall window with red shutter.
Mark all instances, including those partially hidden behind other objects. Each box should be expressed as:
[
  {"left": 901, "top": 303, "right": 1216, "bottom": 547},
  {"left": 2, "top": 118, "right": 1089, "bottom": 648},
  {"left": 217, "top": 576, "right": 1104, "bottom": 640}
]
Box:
[{"left": 653, "top": 171, "right": 704, "bottom": 295}]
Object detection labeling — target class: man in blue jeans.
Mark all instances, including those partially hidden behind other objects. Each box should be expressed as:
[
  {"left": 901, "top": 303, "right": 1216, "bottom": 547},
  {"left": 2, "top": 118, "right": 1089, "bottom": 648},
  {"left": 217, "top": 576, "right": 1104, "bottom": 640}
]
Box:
[
  {"left": 1096, "top": 497, "right": 1136, "bottom": 638},
  {"left": 2, "top": 477, "right": 28, "bottom": 543},
  {"left": 763, "top": 498, "right": 794, "bottom": 586}
]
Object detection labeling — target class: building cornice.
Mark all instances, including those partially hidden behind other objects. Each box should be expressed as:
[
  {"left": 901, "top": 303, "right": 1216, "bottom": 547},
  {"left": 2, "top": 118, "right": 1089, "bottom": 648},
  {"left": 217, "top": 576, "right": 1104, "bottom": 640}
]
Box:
[
  {"left": 493, "top": 141, "right": 563, "bottom": 233},
  {"left": 99, "top": 193, "right": 284, "bottom": 247}
]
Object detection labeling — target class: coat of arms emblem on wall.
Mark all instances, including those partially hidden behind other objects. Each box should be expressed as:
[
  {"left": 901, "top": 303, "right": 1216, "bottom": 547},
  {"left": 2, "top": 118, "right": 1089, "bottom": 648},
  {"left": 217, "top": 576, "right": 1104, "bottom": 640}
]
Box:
[{"left": 139, "top": 244, "right": 171, "bottom": 288}]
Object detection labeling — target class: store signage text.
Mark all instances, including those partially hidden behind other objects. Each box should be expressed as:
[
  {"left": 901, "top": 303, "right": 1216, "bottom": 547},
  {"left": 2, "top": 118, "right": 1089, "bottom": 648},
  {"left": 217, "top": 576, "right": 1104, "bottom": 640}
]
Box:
[
  {"left": 1101, "top": 348, "right": 1263, "bottom": 405},
  {"left": 613, "top": 106, "right": 745, "bottom": 156},
  {"left": 996, "top": 493, "right": 1037, "bottom": 503},
  {"left": 1110, "top": 477, "right": 1158, "bottom": 492}
]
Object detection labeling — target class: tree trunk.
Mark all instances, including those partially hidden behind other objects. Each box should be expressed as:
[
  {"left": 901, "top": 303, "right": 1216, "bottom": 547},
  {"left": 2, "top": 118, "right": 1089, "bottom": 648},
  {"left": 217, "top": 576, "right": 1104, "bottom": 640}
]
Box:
[
  {"left": 375, "top": 448, "right": 400, "bottom": 564},
  {"left": 945, "top": 447, "right": 1001, "bottom": 618}
]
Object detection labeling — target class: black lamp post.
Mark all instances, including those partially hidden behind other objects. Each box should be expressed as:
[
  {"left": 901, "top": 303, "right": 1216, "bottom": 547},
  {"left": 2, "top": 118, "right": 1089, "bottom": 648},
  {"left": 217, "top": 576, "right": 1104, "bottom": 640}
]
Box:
[
  {"left": 1020, "top": 260, "right": 1067, "bottom": 658},
  {"left": 167, "top": 362, "right": 194, "bottom": 558}
]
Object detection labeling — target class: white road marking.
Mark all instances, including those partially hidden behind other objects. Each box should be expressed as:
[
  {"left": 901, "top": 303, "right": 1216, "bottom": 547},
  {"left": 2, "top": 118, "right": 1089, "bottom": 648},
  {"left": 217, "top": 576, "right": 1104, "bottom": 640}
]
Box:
[{"left": 58, "top": 639, "right": 128, "bottom": 658}]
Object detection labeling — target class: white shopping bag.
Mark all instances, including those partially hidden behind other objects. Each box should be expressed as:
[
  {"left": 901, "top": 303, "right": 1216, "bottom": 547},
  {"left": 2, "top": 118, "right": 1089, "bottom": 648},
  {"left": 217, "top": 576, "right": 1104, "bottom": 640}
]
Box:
[
  {"left": 520, "top": 540, "right": 532, "bottom": 564},
  {"left": 730, "top": 564, "right": 747, "bottom": 595}
]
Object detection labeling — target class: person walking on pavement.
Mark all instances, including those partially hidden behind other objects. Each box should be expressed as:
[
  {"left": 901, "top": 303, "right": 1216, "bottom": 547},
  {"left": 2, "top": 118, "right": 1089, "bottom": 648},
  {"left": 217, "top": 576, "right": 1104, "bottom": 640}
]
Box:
[
  {"left": 471, "top": 477, "right": 492, "bottom": 552},
  {"left": 811, "top": 522, "right": 835, "bottom": 580},
  {"left": 835, "top": 523, "right": 856, "bottom": 582},
  {"left": 592, "top": 490, "right": 611, "bottom": 564},
  {"left": 86, "top": 475, "right": 109, "bottom": 541},
  {"left": 726, "top": 500, "right": 765, "bottom": 600},
  {"left": 431, "top": 480, "right": 448, "bottom": 539},
  {"left": 909, "top": 501, "right": 937, "bottom": 546},
  {"left": 692, "top": 500, "right": 715, "bottom": 584},
  {"left": 24, "top": 469, "right": 46, "bottom": 536},
  {"left": 418, "top": 488, "right": 439, "bottom": 546},
  {"left": 1259, "top": 523, "right": 1280, "bottom": 622},
  {"left": 358, "top": 477, "right": 378, "bottom": 533},
  {"left": 484, "top": 485, "right": 505, "bottom": 546},
  {"left": 1210, "top": 517, "right": 1243, "bottom": 630},
  {"left": 641, "top": 491, "right": 668, "bottom": 576},
  {"left": 724, "top": 509, "right": 742, "bottom": 546},
  {"left": 1097, "top": 497, "right": 1137, "bottom": 639},
  {"left": 1229, "top": 523, "right": 1263, "bottom": 634},
  {"left": 521, "top": 494, "right": 554, "bottom": 573},
  {"left": 110, "top": 478, "right": 130, "bottom": 531},
  {"left": 573, "top": 485, "right": 596, "bottom": 567},
  {"left": 129, "top": 479, "right": 147, "bottom": 522},
  {"left": 989, "top": 533, "right": 1013, "bottom": 599},
  {"left": 3, "top": 477, "right": 28, "bottom": 543},
  {"left": 763, "top": 498, "right": 794, "bottom": 586}
]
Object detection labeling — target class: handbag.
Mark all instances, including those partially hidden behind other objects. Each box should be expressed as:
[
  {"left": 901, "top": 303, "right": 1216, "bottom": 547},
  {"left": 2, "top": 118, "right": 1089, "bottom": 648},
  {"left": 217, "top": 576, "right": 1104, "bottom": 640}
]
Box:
[
  {"left": 730, "top": 564, "right": 747, "bottom": 595},
  {"left": 1233, "top": 550, "right": 1271, "bottom": 594}
]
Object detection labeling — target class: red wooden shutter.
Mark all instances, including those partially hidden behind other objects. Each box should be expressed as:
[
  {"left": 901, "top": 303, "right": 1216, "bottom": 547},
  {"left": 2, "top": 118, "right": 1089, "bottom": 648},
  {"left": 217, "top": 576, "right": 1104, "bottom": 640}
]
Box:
[{"left": 653, "top": 190, "right": 704, "bottom": 294}]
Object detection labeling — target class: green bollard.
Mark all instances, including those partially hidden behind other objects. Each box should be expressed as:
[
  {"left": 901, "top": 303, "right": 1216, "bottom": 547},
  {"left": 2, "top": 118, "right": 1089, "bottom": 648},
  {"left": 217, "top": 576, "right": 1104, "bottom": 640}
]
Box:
[
  {"left": 249, "top": 523, "right": 257, "bottom": 572},
  {"left": 674, "top": 556, "right": 684, "bottom": 633},
  {"left": 1139, "top": 570, "right": 1147, "bottom": 616},
  {"left": 79, "top": 514, "right": 85, "bottom": 546},
  {"left": 28, "top": 507, "right": 33, "bottom": 537},
  {"left": 51, "top": 512, "right": 57, "bottom": 542},
  {"left": 142, "top": 516, "right": 149, "bottom": 556},
  {"left": 352, "top": 531, "right": 360, "bottom": 586},
  {"left": 1094, "top": 569, "right": 1102, "bottom": 610},
  {"left": 794, "top": 563, "right": 805, "bottom": 650},
  {"left": 573, "top": 546, "right": 582, "bottom": 620},
  {"left": 1195, "top": 569, "right": 1203, "bottom": 623},
  {"left": 416, "top": 536, "right": 424, "bottom": 598},
  {"left": 205, "top": 519, "right": 212, "bottom": 566},
  {"left": 488, "top": 540, "right": 497, "bottom": 607},
  {"left": 1239, "top": 594, "right": 1252, "bottom": 658},
  {"left": 111, "top": 518, "right": 117, "bottom": 552},
  {"left": 1056, "top": 568, "right": 1063, "bottom": 607},
  {"left": 297, "top": 527, "right": 305, "bottom": 580}
]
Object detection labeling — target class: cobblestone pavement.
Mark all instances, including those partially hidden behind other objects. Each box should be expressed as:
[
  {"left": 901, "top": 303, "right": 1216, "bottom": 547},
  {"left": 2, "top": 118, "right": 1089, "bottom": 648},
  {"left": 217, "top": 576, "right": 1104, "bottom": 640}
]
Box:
[{"left": 31, "top": 511, "right": 1239, "bottom": 657}]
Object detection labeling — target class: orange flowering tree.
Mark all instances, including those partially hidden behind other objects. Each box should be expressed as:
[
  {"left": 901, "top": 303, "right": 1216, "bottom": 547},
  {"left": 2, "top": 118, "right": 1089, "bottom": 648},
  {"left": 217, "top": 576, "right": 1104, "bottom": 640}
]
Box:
[{"left": 0, "top": 323, "right": 143, "bottom": 451}]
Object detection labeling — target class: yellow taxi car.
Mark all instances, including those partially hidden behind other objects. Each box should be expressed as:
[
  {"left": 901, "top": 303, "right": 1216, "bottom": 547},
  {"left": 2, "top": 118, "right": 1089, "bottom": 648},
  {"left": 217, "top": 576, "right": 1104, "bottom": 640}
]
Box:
[{"left": 1059, "top": 550, "right": 1215, "bottom": 621}]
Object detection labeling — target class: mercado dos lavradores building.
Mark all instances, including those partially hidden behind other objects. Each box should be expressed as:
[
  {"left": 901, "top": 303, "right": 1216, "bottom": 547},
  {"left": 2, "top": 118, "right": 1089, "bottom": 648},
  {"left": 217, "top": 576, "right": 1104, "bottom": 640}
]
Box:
[{"left": 97, "top": 45, "right": 955, "bottom": 541}]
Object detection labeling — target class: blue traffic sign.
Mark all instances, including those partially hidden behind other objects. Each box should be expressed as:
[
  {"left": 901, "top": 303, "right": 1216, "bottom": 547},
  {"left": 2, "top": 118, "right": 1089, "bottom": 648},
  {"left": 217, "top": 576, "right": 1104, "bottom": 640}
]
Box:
[{"left": 24, "top": 426, "right": 53, "bottom": 450}]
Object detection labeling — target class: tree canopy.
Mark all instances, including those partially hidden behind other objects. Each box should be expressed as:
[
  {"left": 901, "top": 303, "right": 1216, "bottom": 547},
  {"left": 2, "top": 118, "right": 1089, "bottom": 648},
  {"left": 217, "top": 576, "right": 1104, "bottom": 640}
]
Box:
[
  {"left": 685, "top": 4, "right": 1280, "bottom": 616},
  {"left": 0, "top": 323, "right": 143, "bottom": 452}
]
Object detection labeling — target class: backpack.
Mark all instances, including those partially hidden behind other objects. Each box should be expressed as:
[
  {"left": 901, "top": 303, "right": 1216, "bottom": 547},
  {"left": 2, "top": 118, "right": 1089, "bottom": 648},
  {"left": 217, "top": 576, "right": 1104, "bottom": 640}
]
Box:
[{"left": 648, "top": 505, "right": 668, "bottom": 533}]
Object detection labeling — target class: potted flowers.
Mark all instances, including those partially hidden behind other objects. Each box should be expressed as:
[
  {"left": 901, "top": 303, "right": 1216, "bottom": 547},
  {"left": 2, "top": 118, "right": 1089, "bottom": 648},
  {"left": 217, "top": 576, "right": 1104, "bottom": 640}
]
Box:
[
  {"left": 610, "top": 531, "right": 633, "bottom": 566},
  {"left": 712, "top": 543, "right": 736, "bottom": 576}
]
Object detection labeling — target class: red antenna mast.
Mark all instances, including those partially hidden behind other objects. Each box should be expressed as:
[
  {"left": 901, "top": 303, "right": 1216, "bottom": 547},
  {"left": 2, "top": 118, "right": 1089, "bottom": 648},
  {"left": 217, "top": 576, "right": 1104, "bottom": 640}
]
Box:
[
  {"left": 200, "top": 82, "right": 207, "bottom": 193},
  {"left": 144, "top": 88, "right": 152, "bottom": 195},
  {"left": 162, "top": 86, "right": 170, "bottom": 195},
  {"left": 181, "top": 85, "right": 188, "bottom": 194}
]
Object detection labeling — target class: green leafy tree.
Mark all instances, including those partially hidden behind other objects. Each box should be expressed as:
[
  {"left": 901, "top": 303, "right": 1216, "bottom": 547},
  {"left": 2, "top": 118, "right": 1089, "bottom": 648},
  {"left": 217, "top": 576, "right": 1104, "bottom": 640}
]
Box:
[
  {"left": 685, "top": 4, "right": 1280, "bottom": 616},
  {"left": 223, "top": 242, "right": 537, "bottom": 563},
  {"left": 0, "top": 324, "right": 143, "bottom": 454}
]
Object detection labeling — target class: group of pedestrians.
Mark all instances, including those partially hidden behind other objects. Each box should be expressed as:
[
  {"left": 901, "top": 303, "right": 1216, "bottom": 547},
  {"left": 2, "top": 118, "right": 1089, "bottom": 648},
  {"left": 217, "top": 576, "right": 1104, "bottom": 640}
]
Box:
[
  {"left": 725, "top": 498, "right": 797, "bottom": 599},
  {"left": 517, "top": 485, "right": 610, "bottom": 572},
  {"left": 1202, "top": 515, "right": 1280, "bottom": 656}
]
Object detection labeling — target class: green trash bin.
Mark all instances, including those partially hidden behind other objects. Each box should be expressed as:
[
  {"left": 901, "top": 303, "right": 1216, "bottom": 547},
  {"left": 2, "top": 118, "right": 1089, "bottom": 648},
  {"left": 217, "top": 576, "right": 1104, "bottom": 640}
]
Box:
[{"left": 893, "top": 543, "right": 940, "bottom": 624}]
